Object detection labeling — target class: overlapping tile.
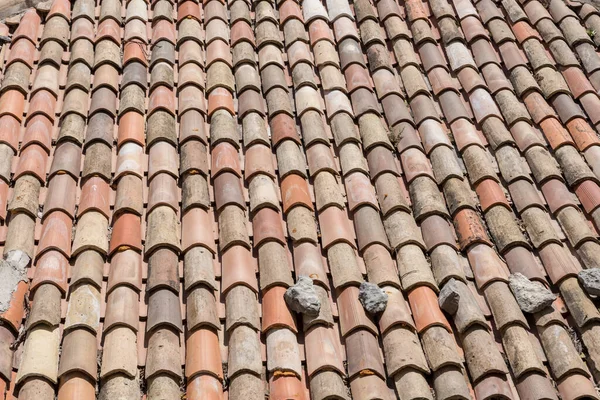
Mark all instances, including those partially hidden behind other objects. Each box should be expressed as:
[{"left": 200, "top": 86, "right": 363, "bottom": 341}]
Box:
[{"left": 3, "top": 0, "right": 600, "bottom": 399}]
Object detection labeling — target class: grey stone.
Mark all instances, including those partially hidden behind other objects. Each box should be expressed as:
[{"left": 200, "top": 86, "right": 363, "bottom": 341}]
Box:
[
  {"left": 578, "top": 268, "right": 600, "bottom": 296},
  {"left": 0, "top": 250, "right": 30, "bottom": 312},
  {"left": 509, "top": 272, "right": 557, "bottom": 313},
  {"left": 284, "top": 276, "right": 321, "bottom": 316},
  {"left": 438, "top": 278, "right": 461, "bottom": 315},
  {"left": 5, "top": 250, "right": 31, "bottom": 270},
  {"left": 358, "top": 281, "right": 388, "bottom": 315}
]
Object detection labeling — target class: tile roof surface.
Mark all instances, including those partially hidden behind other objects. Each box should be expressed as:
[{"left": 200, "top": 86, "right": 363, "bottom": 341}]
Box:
[{"left": 2, "top": 0, "right": 600, "bottom": 398}]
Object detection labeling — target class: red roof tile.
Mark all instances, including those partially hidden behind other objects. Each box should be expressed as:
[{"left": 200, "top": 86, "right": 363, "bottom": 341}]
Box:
[{"left": 3, "top": 0, "right": 600, "bottom": 398}]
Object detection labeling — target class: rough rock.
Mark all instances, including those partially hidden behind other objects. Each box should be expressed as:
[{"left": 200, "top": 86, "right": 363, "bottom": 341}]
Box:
[
  {"left": 578, "top": 268, "right": 600, "bottom": 296},
  {"left": 0, "top": 250, "right": 30, "bottom": 312},
  {"left": 358, "top": 281, "right": 388, "bottom": 315},
  {"left": 509, "top": 272, "right": 557, "bottom": 313},
  {"left": 5, "top": 250, "right": 30, "bottom": 270},
  {"left": 438, "top": 278, "right": 461, "bottom": 315},
  {"left": 284, "top": 276, "right": 321, "bottom": 316}
]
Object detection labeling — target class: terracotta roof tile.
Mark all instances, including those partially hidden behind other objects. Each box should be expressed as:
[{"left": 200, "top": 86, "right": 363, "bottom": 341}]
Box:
[{"left": 2, "top": 0, "right": 600, "bottom": 397}]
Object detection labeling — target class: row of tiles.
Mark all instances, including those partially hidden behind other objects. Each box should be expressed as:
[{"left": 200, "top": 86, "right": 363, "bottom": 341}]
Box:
[{"left": 3, "top": 0, "right": 600, "bottom": 400}]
